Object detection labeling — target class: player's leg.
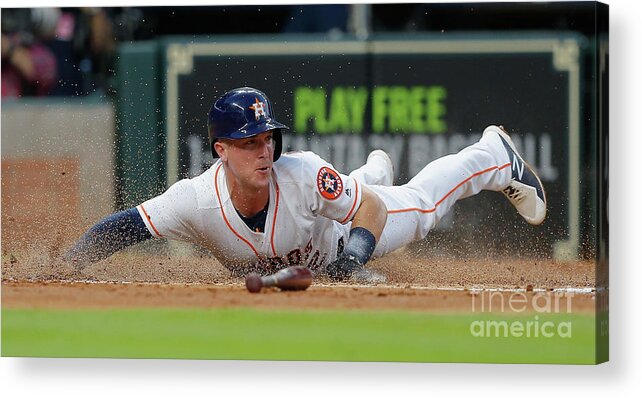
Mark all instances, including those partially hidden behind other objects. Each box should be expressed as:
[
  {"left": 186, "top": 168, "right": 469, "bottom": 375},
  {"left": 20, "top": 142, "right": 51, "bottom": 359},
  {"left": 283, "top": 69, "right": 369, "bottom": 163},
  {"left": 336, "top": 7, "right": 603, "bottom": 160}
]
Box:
[
  {"left": 349, "top": 150, "right": 394, "bottom": 186},
  {"left": 370, "top": 125, "right": 544, "bottom": 257}
]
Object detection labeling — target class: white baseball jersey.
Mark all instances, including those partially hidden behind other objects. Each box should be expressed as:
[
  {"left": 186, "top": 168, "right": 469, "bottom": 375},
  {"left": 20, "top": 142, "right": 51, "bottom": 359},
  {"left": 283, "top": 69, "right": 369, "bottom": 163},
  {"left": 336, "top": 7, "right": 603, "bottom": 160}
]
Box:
[
  {"left": 137, "top": 151, "right": 360, "bottom": 275},
  {"left": 137, "top": 127, "right": 513, "bottom": 275}
]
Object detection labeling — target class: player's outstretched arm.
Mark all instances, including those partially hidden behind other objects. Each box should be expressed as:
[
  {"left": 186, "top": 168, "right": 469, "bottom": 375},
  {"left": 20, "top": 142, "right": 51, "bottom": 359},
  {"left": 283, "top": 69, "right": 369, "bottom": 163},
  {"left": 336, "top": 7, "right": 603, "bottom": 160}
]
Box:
[
  {"left": 326, "top": 185, "right": 387, "bottom": 281},
  {"left": 63, "top": 208, "right": 152, "bottom": 270}
]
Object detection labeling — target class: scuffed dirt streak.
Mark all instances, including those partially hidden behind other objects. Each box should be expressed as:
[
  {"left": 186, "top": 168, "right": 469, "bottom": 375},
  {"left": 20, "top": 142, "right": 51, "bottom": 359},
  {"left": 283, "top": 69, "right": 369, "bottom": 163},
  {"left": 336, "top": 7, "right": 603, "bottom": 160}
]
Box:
[
  {"left": 1, "top": 281, "right": 597, "bottom": 313},
  {"left": 2, "top": 247, "right": 597, "bottom": 312}
]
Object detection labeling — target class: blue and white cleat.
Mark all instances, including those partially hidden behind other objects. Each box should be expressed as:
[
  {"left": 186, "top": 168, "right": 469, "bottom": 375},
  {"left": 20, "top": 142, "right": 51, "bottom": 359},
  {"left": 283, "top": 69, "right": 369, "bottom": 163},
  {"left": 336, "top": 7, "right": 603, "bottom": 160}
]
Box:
[{"left": 485, "top": 125, "right": 547, "bottom": 225}]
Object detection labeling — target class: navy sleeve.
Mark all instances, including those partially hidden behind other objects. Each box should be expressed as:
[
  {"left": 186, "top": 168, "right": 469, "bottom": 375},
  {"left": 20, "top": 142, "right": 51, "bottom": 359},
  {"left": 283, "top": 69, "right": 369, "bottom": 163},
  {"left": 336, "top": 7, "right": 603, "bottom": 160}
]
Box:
[{"left": 64, "top": 207, "right": 152, "bottom": 268}]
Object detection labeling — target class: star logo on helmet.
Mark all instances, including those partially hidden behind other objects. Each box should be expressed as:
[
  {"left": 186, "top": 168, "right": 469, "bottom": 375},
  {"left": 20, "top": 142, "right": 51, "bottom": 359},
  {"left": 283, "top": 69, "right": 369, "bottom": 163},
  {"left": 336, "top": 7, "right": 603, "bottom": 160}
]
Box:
[{"left": 249, "top": 98, "right": 267, "bottom": 121}]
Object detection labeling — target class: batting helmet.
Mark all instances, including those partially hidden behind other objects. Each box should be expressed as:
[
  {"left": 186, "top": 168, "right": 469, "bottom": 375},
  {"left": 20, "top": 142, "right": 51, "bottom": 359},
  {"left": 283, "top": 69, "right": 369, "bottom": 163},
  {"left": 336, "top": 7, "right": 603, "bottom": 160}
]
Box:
[{"left": 207, "top": 87, "right": 289, "bottom": 161}]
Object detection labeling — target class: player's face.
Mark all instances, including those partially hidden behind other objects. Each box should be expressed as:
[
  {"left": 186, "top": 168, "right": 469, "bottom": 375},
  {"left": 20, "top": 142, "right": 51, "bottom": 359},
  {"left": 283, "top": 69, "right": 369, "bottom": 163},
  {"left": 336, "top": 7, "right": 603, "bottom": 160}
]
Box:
[{"left": 217, "top": 131, "right": 275, "bottom": 189}]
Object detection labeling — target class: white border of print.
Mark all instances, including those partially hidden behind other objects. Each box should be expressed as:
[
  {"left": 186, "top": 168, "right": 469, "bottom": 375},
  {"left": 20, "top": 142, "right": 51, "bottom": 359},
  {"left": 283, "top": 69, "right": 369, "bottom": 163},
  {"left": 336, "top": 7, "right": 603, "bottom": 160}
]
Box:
[{"left": 2, "top": 1, "right": 638, "bottom": 398}]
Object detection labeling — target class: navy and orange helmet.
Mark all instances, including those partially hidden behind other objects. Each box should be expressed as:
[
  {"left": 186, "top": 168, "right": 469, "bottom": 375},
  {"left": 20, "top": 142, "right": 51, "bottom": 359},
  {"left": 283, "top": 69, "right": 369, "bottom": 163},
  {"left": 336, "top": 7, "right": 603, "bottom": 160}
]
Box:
[{"left": 207, "top": 87, "right": 289, "bottom": 161}]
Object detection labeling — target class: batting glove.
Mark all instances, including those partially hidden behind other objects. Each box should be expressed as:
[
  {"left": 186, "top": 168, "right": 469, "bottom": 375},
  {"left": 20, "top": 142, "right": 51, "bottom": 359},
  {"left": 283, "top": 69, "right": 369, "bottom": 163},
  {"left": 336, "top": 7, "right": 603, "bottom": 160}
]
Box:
[
  {"left": 326, "top": 255, "right": 386, "bottom": 284},
  {"left": 326, "top": 255, "right": 362, "bottom": 280}
]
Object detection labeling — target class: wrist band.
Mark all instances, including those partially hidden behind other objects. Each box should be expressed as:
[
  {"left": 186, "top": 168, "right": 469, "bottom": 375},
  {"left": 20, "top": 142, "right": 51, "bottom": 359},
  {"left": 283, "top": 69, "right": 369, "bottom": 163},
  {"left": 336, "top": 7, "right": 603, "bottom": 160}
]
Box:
[{"left": 342, "top": 227, "right": 376, "bottom": 266}]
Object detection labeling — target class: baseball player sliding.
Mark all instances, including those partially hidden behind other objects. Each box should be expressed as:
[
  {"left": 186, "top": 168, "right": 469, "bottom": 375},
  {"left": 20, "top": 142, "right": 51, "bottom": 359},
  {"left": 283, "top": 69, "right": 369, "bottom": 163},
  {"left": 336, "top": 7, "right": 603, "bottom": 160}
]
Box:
[{"left": 65, "top": 87, "right": 547, "bottom": 283}]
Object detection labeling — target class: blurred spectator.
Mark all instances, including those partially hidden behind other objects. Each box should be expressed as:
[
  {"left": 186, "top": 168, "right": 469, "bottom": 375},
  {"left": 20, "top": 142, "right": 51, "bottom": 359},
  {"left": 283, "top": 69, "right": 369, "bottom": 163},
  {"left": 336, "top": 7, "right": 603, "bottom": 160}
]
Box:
[
  {"left": 110, "top": 7, "right": 151, "bottom": 41},
  {"left": 1, "top": 7, "right": 116, "bottom": 98},
  {"left": 46, "top": 7, "right": 116, "bottom": 96},
  {"left": 1, "top": 9, "right": 58, "bottom": 97}
]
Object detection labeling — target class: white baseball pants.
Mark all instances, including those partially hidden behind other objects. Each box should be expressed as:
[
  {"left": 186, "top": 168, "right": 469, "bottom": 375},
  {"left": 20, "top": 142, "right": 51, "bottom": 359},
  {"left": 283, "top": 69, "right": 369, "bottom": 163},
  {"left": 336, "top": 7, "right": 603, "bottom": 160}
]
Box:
[{"left": 349, "top": 126, "right": 513, "bottom": 257}]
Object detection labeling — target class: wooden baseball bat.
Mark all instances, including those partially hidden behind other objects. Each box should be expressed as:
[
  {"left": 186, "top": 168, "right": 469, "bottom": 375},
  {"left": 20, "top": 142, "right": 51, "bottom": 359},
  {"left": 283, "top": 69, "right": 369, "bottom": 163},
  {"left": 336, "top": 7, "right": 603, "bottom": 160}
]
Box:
[{"left": 245, "top": 266, "right": 312, "bottom": 293}]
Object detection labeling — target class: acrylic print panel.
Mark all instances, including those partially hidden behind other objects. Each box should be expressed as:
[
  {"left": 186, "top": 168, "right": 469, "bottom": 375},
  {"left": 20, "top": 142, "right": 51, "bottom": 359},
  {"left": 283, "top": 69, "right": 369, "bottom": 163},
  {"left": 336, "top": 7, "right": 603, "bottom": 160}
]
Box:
[{"left": 1, "top": 1, "right": 608, "bottom": 364}]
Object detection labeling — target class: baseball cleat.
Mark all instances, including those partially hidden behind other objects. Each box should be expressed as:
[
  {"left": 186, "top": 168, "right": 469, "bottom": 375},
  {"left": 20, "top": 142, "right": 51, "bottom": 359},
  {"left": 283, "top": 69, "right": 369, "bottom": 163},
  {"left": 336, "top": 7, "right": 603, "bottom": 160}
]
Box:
[
  {"left": 484, "top": 125, "right": 547, "bottom": 225},
  {"left": 367, "top": 149, "right": 394, "bottom": 186}
]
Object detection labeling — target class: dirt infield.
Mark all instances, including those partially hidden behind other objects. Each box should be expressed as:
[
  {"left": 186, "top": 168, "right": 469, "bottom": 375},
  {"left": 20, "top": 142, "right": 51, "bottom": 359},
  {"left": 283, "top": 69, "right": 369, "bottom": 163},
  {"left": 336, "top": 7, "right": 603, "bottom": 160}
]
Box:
[
  {"left": 2, "top": 248, "right": 598, "bottom": 313},
  {"left": 1, "top": 280, "right": 597, "bottom": 313}
]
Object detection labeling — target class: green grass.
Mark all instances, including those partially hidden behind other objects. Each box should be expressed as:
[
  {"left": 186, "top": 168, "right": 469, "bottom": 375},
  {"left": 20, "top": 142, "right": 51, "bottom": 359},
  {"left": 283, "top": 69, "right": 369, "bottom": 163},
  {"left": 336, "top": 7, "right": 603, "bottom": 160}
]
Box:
[{"left": 1, "top": 308, "right": 598, "bottom": 363}]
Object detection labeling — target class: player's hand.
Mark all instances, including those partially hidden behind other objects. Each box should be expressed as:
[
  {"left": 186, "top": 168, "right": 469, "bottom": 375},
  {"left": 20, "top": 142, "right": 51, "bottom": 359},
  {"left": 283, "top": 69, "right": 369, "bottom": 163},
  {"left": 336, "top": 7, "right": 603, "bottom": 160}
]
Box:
[
  {"left": 326, "top": 255, "right": 360, "bottom": 280},
  {"left": 326, "top": 255, "right": 386, "bottom": 284}
]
